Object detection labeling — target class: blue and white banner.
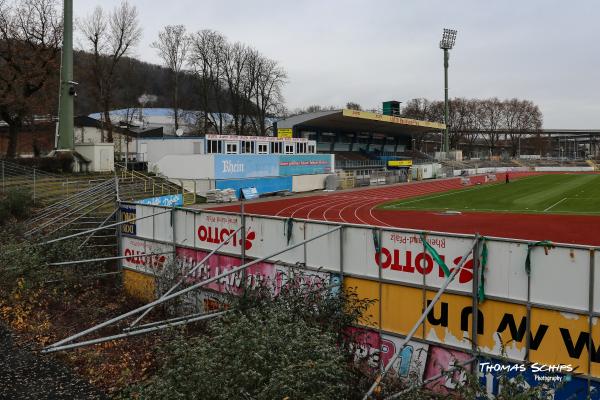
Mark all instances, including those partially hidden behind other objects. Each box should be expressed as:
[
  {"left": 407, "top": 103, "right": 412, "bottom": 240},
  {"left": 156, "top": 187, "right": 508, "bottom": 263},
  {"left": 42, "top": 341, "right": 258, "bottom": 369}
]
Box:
[
  {"left": 214, "top": 155, "right": 279, "bottom": 179},
  {"left": 137, "top": 194, "right": 183, "bottom": 207},
  {"left": 279, "top": 155, "right": 333, "bottom": 176}
]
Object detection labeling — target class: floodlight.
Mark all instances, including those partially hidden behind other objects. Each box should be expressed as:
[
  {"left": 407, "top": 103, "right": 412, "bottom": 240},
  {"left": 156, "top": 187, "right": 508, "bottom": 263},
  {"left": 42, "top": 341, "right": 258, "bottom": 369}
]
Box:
[{"left": 439, "top": 28, "right": 457, "bottom": 50}]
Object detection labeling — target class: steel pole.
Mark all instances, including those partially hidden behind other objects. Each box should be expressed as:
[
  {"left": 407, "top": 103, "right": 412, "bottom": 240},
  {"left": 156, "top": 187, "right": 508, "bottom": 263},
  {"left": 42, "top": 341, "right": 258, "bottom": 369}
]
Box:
[
  {"left": 57, "top": 0, "right": 74, "bottom": 150},
  {"left": 44, "top": 225, "right": 342, "bottom": 351},
  {"left": 443, "top": 48, "right": 450, "bottom": 154}
]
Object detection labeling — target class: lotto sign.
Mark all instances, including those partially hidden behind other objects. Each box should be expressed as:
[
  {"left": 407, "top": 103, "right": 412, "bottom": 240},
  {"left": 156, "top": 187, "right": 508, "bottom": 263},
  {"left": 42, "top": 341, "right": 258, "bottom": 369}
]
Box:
[{"left": 120, "top": 237, "right": 172, "bottom": 275}]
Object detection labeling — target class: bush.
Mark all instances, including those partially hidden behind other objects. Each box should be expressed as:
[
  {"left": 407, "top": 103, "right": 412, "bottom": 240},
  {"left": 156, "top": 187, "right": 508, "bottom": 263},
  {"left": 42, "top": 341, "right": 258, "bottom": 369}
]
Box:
[
  {"left": 130, "top": 279, "right": 375, "bottom": 400},
  {"left": 0, "top": 188, "right": 33, "bottom": 224}
]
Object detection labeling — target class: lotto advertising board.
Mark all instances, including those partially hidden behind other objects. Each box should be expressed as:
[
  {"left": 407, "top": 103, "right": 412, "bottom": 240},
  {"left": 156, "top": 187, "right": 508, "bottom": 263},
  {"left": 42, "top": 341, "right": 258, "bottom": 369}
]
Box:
[{"left": 125, "top": 204, "right": 600, "bottom": 384}]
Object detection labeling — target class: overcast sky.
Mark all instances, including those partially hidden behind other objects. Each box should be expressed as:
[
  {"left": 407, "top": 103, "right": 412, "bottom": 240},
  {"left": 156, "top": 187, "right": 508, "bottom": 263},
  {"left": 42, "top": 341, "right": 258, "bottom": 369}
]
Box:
[{"left": 75, "top": 0, "right": 600, "bottom": 128}]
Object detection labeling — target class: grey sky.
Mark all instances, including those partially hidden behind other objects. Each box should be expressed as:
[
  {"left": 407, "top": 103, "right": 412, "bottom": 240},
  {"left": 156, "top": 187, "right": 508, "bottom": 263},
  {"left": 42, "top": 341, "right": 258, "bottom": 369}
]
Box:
[{"left": 75, "top": 0, "right": 600, "bottom": 128}]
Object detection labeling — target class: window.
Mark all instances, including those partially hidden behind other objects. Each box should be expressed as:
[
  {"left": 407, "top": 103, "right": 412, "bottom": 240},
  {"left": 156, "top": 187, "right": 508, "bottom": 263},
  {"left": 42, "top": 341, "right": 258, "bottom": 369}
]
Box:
[
  {"left": 225, "top": 142, "right": 238, "bottom": 154},
  {"left": 257, "top": 143, "right": 269, "bottom": 154},
  {"left": 207, "top": 140, "right": 222, "bottom": 154},
  {"left": 241, "top": 141, "right": 255, "bottom": 154},
  {"left": 284, "top": 143, "right": 295, "bottom": 154},
  {"left": 308, "top": 144, "right": 316, "bottom": 154},
  {"left": 296, "top": 142, "right": 307, "bottom": 154},
  {"left": 270, "top": 142, "right": 283, "bottom": 154}
]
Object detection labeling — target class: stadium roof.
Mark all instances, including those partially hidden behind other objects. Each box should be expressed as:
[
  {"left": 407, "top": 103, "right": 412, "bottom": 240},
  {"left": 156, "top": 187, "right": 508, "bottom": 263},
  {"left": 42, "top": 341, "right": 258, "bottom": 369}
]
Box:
[{"left": 276, "top": 109, "right": 445, "bottom": 136}]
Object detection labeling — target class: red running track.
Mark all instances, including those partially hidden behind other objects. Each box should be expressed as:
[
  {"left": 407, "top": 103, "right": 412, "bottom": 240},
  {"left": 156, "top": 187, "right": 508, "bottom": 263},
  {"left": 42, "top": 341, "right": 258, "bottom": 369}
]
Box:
[{"left": 210, "top": 172, "right": 600, "bottom": 246}]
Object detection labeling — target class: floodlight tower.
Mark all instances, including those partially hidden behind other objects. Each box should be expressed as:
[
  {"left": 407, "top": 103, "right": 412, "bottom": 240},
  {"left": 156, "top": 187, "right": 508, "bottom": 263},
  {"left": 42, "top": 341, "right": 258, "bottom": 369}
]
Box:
[
  {"left": 439, "top": 28, "right": 457, "bottom": 154},
  {"left": 56, "top": 0, "right": 75, "bottom": 151}
]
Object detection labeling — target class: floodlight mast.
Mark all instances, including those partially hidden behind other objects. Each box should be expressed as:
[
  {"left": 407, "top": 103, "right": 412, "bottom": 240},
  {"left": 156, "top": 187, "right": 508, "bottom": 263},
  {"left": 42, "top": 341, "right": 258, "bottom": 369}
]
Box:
[{"left": 440, "top": 28, "right": 457, "bottom": 154}]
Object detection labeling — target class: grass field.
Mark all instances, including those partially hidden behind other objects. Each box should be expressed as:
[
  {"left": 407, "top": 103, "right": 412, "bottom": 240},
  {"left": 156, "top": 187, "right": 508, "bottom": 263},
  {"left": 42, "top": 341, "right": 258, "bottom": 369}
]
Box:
[{"left": 381, "top": 174, "right": 600, "bottom": 215}]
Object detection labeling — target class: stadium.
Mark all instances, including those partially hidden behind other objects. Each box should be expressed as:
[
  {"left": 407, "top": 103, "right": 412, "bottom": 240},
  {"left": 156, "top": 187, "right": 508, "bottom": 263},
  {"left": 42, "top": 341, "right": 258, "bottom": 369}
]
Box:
[{"left": 3, "top": 0, "right": 600, "bottom": 398}]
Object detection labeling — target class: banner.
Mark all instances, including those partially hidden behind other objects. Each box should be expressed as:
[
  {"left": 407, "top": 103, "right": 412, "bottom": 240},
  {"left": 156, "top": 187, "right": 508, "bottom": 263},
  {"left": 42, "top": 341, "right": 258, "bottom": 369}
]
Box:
[
  {"left": 214, "top": 154, "right": 279, "bottom": 179},
  {"left": 279, "top": 154, "right": 333, "bottom": 176},
  {"left": 137, "top": 193, "right": 183, "bottom": 207}
]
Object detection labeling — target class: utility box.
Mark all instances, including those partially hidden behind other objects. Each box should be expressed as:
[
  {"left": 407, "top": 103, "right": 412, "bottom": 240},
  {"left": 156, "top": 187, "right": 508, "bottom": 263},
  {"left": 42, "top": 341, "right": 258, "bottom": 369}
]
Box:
[{"left": 75, "top": 143, "right": 115, "bottom": 172}]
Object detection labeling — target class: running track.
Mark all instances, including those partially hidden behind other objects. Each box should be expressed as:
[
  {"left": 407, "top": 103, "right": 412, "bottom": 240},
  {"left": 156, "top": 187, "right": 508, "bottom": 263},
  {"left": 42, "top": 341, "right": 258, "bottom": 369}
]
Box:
[{"left": 211, "top": 172, "right": 600, "bottom": 246}]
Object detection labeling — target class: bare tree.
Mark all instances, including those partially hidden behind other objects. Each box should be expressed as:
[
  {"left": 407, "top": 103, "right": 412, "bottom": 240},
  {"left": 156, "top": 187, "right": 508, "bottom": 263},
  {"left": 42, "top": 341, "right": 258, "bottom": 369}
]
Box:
[
  {"left": 188, "top": 29, "right": 228, "bottom": 134},
  {"left": 0, "top": 0, "right": 62, "bottom": 157},
  {"left": 478, "top": 98, "right": 504, "bottom": 156},
  {"left": 402, "top": 98, "right": 437, "bottom": 151},
  {"left": 78, "top": 1, "right": 141, "bottom": 142},
  {"left": 250, "top": 54, "right": 287, "bottom": 135},
  {"left": 152, "top": 25, "right": 189, "bottom": 132},
  {"left": 346, "top": 102, "right": 362, "bottom": 111}
]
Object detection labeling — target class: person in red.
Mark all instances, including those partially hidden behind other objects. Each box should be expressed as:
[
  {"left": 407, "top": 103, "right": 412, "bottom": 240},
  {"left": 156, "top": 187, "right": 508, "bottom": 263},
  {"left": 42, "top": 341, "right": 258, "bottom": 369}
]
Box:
[{"left": 505, "top": 172, "right": 510, "bottom": 184}]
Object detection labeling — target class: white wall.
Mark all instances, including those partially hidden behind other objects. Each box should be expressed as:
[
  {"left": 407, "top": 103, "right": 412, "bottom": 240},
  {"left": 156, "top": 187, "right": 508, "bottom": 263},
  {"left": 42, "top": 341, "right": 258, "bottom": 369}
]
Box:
[
  {"left": 75, "top": 143, "right": 115, "bottom": 172},
  {"left": 292, "top": 174, "right": 329, "bottom": 192},
  {"left": 141, "top": 138, "right": 205, "bottom": 171},
  {"left": 75, "top": 126, "right": 132, "bottom": 155},
  {"left": 154, "top": 154, "right": 215, "bottom": 179}
]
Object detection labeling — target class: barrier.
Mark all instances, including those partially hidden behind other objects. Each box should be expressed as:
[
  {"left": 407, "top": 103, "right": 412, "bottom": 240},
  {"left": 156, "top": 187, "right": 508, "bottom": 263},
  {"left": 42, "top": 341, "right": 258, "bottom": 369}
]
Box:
[{"left": 119, "top": 201, "right": 600, "bottom": 392}]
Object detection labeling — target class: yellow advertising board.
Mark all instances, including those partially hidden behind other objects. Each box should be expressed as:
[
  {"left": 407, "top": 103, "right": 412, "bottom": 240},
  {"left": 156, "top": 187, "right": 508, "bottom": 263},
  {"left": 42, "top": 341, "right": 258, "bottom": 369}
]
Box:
[
  {"left": 342, "top": 109, "right": 446, "bottom": 130},
  {"left": 277, "top": 128, "right": 293, "bottom": 138},
  {"left": 346, "top": 276, "right": 597, "bottom": 377},
  {"left": 123, "top": 269, "right": 156, "bottom": 302},
  {"left": 388, "top": 160, "right": 413, "bottom": 167}
]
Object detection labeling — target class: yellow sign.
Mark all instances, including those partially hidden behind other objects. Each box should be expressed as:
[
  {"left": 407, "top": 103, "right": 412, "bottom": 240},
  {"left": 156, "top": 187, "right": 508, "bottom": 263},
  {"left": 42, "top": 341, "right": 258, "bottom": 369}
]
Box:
[
  {"left": 342, "top": 109, "right": 446, "bottom": 130},
  {"left": 277, "top": 128, "right": 293, "bottom": 138},
  {"left": 388, "top": 160, "right": 413, "bottom": 167},
  {"left": 345, "top": 277, "right": 596, "bottom": 376}
]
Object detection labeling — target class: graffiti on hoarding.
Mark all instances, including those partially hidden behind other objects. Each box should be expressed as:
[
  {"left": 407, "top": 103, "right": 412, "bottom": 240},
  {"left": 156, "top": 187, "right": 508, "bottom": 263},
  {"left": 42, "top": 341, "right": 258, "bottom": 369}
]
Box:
[
  {"left": 346, "top": 327, "right": 428, "bottom": 380},
  {"left": 424, "top": 346, "right": 472, "bottom": 394},
  {"left": 346, "top": 277, "right": 600, "bottom": 375},
  {"left": 175, "top": 247, "right": 331, "bottom": 296}
]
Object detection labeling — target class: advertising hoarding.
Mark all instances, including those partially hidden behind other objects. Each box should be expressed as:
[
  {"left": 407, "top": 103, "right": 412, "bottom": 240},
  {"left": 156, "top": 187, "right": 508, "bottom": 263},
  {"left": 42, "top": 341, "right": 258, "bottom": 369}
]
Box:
[
  {"left": 137, "top": 194, "right": 183, "bottom": 207},
  {"left": 214, "top": 154, "right": 279, "bottom": 179},
  {"left": 279, "top": 154, "right": 333, "bottom": 176}
]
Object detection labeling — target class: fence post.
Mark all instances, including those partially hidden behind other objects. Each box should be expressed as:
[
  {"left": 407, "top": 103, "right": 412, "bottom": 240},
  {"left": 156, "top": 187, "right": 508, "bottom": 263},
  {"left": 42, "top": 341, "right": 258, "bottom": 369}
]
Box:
[
  {"left": 33, "top": 168, "right": 37, "bottom": 204},
  {"left": 1, "top": 160, "right": 4, "bottom": 191}
]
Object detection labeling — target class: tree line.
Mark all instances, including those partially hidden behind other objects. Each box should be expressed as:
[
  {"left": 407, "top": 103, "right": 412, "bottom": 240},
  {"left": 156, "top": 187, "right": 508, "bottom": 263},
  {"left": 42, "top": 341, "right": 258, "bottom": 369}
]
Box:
[
  {"left": 401, "top": 97, "right": 543, "bottom": 157},
  {"left": 0, "top": 0, "right": 288, "bottom": 157}
]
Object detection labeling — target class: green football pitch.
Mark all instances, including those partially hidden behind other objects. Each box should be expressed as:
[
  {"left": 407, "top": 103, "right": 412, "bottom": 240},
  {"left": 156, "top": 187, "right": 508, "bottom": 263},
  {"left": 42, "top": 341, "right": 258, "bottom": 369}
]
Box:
[{"left": 381, "top": 174, "right": 600, "bottom": 215}]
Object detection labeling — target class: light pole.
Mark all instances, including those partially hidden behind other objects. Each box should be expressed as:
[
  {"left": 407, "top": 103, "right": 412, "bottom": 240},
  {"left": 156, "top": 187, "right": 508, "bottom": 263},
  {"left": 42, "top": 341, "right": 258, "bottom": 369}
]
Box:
[
  {"left": 56, "top": 0, "right": 75, "bottom": 151},
  {"left": 440, "top": 28, "right": 457, "bottom": 155}
]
